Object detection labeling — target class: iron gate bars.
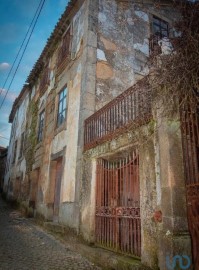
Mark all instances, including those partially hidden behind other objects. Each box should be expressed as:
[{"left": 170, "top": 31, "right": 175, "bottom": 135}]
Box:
[
  {"left": 181, "top": 96, "right": 199, "bottom": 268},
  {"left": 95, "top": 149, "right": 141, "bottom": 257},
  {"left": 84, "top": 80, "right": 152, "bottom": 150}
]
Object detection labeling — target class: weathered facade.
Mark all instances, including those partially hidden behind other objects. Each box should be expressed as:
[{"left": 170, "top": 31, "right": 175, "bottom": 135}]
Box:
[{"left": 4, "top": 1, "right": 195, "bottom": 269}]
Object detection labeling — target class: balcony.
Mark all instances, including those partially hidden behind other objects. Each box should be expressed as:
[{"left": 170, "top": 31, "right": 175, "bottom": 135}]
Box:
[{"left": 84, "top": 80, "right": 152, "bottom": 151}]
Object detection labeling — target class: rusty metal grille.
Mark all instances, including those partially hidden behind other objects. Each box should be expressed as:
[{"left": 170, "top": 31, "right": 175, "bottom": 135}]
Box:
[
  {"left": 181, "top": 99, "right": 199, "bottom": 185},
  {"left": 149, "top": 35, "right": 162, "bottom": 55},
  {"left": 84, "top": 82, "right": 152, "bottom": 150},
  {"left": 95, "top": 149, "right": 141, "bottom": 257},
  {"left": 181, "top": 97, "right": 199, "bottom": 268}
]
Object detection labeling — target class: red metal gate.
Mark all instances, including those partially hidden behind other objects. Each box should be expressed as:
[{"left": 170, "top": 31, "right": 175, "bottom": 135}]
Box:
[
  {"left": 95, "top": 149, "right": 141, "bottom": 257},
  {"left": 181, "top": 97, "right": 199, "bottom": 269}
]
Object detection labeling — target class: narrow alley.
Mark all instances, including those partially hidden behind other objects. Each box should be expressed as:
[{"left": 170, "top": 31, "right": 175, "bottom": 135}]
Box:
[{"left": 0, "top": 197, "right": 101, "bottom": 270}]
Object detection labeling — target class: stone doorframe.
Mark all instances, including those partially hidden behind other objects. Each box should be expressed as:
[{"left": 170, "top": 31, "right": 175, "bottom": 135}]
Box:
[{"left": 46, "top": 147, "right": 66, "bottom": 222}]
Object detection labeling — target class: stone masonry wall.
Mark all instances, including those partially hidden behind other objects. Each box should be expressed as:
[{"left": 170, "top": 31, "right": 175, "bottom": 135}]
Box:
[{"left": 96, "top": 0, "right": 179, "bottom": 110}]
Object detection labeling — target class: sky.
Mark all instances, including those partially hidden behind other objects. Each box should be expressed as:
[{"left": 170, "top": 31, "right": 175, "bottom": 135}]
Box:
[{"left": 0, "top": 0, "right": 69, "bottom": 147}]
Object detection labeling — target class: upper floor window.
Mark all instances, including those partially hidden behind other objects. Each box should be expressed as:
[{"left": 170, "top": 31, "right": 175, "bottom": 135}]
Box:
[
  {"left": 39, "top": 67, "right": 50, "bottom": 94},
  {"left": 150, "top": 16, "right": 169, "bottom": 53},
  {"left": 12, "top": 140, "right": 17, "bottom": 164},
  {"left": 152, "top": 16, "right": 169, "bottom": 39},
  {"left": 57, "top": 87, "right": 67, "bottom": 127},
  {"left": 10, "top": 111, "right": 18, "bottom": 142},
  {"left": 19, "top": 132, "right": 25, "bottom": 158},
  {"left": 38, "top": 110, "right": 45, "bottom": 142},
  {"left": 57, "top": 28, "right": 71, "bottom": 67}
]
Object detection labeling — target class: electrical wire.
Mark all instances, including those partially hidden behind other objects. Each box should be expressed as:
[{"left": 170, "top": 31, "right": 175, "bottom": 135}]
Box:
[
  {"left": 0, "top": 0, "right": 46, "bottom": 110},
  {"left": 0, "top": 0, "right": 44, "bottom": 97}
]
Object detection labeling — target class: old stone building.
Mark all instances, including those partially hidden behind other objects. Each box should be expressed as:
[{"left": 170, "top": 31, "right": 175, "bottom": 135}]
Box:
[{"left": 4, "top": 0, "right": 196, "bottom": 269}]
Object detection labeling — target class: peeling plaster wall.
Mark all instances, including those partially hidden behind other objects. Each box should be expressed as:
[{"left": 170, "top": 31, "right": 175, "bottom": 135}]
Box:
[
  {"left": 33, "top": 1, "right": 88, "bottom": 230},
  {"left": 4, "top": 115, "right": 17, "bottom": 194},
  {"left": 96, "top": 0, "right": 179, "bottom": 109},
  {"left": 4, "top": 92, "right": 29, "bottom": 198},
  {"left": 61, "top": 72, "right": 81, "bottom": 203}
]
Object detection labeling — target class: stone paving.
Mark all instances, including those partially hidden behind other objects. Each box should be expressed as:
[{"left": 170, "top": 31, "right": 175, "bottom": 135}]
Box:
[{"left": 0, "top": 197, "right": 101, "bottom": 270}]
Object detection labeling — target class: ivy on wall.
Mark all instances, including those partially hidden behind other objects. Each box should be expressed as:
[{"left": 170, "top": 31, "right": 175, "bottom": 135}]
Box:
[{"left": 24, "top": 100, "right": 39, "bottom": 173}]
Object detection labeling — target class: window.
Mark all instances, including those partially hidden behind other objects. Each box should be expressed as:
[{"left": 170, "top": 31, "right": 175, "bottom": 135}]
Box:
[
  {"left": 57, "top": 87, "right": 67, "bottom": 127},
  {"left": 12, "top": 141, "right": 17, "bottom": 164},
  {"left": 19, "top": 132, "right": 25, "bottom": 158},
  {"left": 39, "top": 67, "right": 50, "bottom": 94},
  {"left": 150, "top": 16, "right": 169, "bottom": 53},
  {"left": 152, "top": 16, "right": 169, "bottom": 39},
  {"left": 57, "top": 28, "right": 71, "bottom": 67},
  {"left": 38, "top": 111, "right": 45, "bottom": 142}
]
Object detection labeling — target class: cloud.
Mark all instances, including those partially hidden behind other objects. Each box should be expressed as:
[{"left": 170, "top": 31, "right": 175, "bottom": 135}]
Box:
[
  {"left": 0, "top": 62, "right": 10, "bottom": 71},
  {"left": 0, "top": 88, "right": 17, "bottom": 102}
]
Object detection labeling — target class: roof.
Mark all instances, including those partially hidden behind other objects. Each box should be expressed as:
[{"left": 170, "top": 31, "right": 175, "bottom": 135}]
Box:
[{"left": 9, "top": 0, "right": 78, "bottom": 123}]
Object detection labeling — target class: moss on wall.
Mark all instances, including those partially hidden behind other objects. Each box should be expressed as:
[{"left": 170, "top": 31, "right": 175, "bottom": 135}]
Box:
[{"left": 24, "top": 100, "right": 39, "bottom": 173}]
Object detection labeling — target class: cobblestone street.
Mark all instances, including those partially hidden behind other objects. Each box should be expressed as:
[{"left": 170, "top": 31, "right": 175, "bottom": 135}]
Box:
[{"left": 0, "top": 197, "right": 101, "bottom": 270}]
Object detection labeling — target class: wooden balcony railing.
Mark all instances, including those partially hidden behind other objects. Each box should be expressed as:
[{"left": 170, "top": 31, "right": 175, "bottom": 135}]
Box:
[{"left": 84, "top": 80, "right": 152, "bottom": 150}]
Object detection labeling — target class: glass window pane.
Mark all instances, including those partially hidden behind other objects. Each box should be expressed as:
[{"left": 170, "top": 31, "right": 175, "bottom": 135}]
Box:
[
  {"left": 63, "top": 88, "right": 66, "bottom": 97},
  {"left": 59, "top": 91, "right": 63, "bottom": 100},
  {"left": 38, "top": 111, "right": 45, "bottom": 142},
  {"left": 153, "top": 24, "right": 161, "bottom": 36},
  {"left": 57, "top": 87, "right": 68, "bottom": 127},
  {"left": 63, "top": 98, "right": 66, "bottom": 110},
  {"left": 153, "top": 16, "right": 169, "bottom": 38},
  {"left": 63, "top": 109, "right": 66, "bottom": 119},
  {"left": 59, "top": 102, "right": 62, "bottom": 113}
]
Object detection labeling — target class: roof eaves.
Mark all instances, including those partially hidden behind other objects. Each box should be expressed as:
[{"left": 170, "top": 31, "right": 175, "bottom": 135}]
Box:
[{"left": 8, "top": 0, "right": 78, "bottom": 123}]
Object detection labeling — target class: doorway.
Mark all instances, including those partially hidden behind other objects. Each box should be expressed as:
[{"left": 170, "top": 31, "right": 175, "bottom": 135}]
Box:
[
  {"left": 95, "top": 149, "right": 141, "bottom": 257},
  {"left": 53, "top": 158, "right": 63, "bottom": 222}
]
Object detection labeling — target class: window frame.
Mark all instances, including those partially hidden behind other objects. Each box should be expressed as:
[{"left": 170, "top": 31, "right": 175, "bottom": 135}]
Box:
[
  {"left": 12, "top": 140, "right": 18, "bottom": 164},
  {"left": 149, "top": 15, "right": 170, "bottom": 54},
  {"left": 57, "top": 26, "right": 71, "bottom": 68},
  {"left": 56, "top": 87, "right": 68, "bottom": 128},
  {"left": 19, "top": 132, "right": 25, "bottom": 159},
  {"left": 152, "top": 15, "right": 169, "bottom": 39},
  {"left": 37, "top": 110, "right": 45, "bottom": 143}
]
